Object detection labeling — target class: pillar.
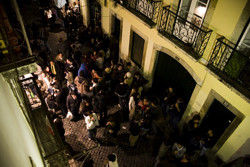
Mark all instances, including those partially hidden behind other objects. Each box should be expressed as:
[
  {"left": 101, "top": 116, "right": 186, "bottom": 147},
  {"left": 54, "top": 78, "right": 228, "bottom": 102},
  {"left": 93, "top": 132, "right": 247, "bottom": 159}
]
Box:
[{"left": 80, "top": 0, "right": 90, "bottom": 27}]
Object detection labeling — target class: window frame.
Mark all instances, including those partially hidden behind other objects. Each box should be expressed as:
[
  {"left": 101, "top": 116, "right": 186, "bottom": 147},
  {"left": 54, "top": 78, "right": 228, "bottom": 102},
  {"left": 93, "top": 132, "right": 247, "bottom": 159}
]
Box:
[{"left": 129, "top": 27, "right": 148, "bottom": 70}]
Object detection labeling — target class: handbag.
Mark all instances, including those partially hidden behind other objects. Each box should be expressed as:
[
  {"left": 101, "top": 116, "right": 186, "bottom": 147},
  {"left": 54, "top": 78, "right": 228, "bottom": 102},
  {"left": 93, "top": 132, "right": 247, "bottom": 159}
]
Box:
[{"left": 66, "top": 111, "right": 74, "bottom": 120}]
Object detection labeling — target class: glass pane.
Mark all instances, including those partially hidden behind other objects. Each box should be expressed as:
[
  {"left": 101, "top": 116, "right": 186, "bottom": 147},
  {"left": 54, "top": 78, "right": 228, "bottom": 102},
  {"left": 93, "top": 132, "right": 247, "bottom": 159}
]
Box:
[
  {"left": 179, "top": 0, "right": 192, "bottom": 19},
  {"left": 131, "top": 32, "right": 145, "bottom": 67},
  {"left": 20, "top": 76, "right": 41, "bottom": 109},
  {"left": 237, "top": 23, "right": 250, "bottom": 55},
  {"left": 194, "top": 1, "right": 207, "bottom": 18},
  {"left": 199, "top": 0, "right": 208, "bottom": 5}
]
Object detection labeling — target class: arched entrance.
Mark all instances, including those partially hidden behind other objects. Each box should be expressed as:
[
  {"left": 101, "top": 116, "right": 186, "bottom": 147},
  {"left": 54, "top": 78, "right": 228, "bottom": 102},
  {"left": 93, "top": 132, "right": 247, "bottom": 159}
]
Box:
[{"left": 153, "top": 51, "right": 196, "bottom": 111}]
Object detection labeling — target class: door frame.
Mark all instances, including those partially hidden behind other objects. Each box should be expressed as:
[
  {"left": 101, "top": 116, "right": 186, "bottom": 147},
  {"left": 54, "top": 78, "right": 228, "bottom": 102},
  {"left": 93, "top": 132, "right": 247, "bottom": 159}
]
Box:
[
  {"left": 110, "top": 10, "right": 123, "bottom": 58},
  {"left": 199, "top": 89, "right": 245, "bottom": 153}
]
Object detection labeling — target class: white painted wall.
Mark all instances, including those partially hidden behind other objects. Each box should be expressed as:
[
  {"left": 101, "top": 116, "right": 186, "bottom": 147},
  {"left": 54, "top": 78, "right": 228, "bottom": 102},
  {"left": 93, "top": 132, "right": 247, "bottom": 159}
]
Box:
[{"left": 0, "top": 74, "right": 44, "bottom": 167}]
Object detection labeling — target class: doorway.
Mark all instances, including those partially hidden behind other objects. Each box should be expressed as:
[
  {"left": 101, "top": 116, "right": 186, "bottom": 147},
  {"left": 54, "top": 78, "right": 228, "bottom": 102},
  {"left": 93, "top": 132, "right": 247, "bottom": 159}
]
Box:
[
  {"left": 153, "top": 51, "right": 196, "bottom": 105},
  {"left": 110, "top": 15, "right": 121, "bottom": 63},
  {"left": 112, "top": 16, "right": 121, "bottom": 42},
  {"left": 89, "top": 0, "right": 101, "bottom": 26},
  {"left": 200, "top": 99, "right": 236, "bottom": 148}
]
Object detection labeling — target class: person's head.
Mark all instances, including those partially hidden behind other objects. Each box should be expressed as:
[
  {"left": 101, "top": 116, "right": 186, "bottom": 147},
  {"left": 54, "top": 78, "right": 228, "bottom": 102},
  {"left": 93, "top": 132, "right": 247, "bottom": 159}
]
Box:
[
  {"left": 66, "top": 58, "right": 73, "bottom": 64},
  {"left": 50, "top": 61, "right": 54, "bottom": 65},
  {"left": 134, "top": 72, "right": 140, "bottom": 79},
  {"left": 130, "top": 88, "right": 137, "bottom": 97},
  {"left": 57, "top": 52, "right": 63, "bottom": 60},
  {"left": 125, "top": 72, "right": 132, "bottom": 79},
  {"left": 53, "top": 117, "right": 62, "bottom": 124},
  {"left": 177, "top": 97, "right": 183, "bottom": 104},
  {"left": 168, "top": 86, "right": 174, "bottom": 93},
  {"left": 107, "top": 153, "right": 116, "bottom": 162},
  {"left": 104, "top": 34, "right": 108, "bottom": 39},
  {"left": 208, "top": 129, "right": 214, "bottom": 137},
  {"left": 85, "top": 99, "right": 91, "bottom": 106},
  {"left": 143, "top": 97, "right": 149, "bottom": 106},
  {"left": 151, "top": 97, "right": 158, "bottom": 107},
  {"left": 71, "top": 91, "right": 77, "bottom": 99},
  {"left": 104, "top": 67, "right": 111, "bottom": 74},
  {"left": 117, "top": 64, "right": 123, "bottom": 71},
  {"left": 192, "top": 114, "right": 200, "bottom": 128},
  {"left": 126, "top": 62, "right": 131, "bottom": 68}
]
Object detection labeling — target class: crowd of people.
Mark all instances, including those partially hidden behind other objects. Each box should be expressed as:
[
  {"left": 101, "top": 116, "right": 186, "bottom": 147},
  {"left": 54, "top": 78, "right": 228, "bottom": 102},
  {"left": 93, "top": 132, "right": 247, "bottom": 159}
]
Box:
[{"left": 25, "top": 1, "right": 217, "bottom": 166}]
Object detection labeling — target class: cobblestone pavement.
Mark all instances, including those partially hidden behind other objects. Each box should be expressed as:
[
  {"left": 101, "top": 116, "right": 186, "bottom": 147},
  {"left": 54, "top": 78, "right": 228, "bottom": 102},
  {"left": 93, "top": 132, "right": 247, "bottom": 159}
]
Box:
[
  {"left": 45, "top": 29, "right": 157, "bottom": 167},
  {"left": 63, "top": 105, "right": 157, "bottom": 167}
]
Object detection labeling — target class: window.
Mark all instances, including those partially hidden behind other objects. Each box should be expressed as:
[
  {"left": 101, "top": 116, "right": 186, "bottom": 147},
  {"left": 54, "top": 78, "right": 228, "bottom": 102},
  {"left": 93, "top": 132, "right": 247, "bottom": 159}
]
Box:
[
  {"left": 131, "top": 31, "right": 145, "bottom": 68},
  {"left": 237, "top": 21, "right": 250, "bottom": 56},
  {"left": 178, "top": 0, "right": 210, "bottom": 27}
]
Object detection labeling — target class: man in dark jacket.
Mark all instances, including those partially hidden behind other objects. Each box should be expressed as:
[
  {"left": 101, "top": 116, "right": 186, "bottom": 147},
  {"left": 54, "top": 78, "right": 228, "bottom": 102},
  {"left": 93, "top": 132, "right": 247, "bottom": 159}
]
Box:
[
  {"left": 66, "top": 91, "right": 79, "bottom": 121},
  {"left": 55, "top": 85, "right": 69, "bottom": 117},
  {"left": 55, "top": 52, "right": 65, "bottom": 88}
]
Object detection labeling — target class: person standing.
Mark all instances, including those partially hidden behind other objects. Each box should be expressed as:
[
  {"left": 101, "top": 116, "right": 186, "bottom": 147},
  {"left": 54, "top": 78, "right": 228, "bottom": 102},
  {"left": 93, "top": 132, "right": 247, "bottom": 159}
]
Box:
[
  {"left": 104, "top": 153, "right": 119, "bottom": 167},
  {"left": 66, "top": 91, "right": 79, "bottom": 121},
  {"left": 84, "top": 111, "right": 99, "bottom": 142},
  {"left": 55, "top": 52, "right": 65, "bottom": 88}
]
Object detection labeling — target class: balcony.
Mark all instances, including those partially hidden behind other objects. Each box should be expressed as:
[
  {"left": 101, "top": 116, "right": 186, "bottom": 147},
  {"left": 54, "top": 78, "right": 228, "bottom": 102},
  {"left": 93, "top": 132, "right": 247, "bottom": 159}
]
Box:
[
  {"left": 0, "top": 28, "right": 35, "bottom": 72},
  {"left": 158, "top": 6, "right": 212, "bottom": 59},
  {"left": 117, "top": 0, "right": 162, "bottom": 28},
  {"left": 208, "top": 37, "right": 250, "bottom": 98},
  {"left": 0, "top": 5, "right": 35, "bottom": 73},
  {"left": 19, "top": 76, "right": 69, "bottom": 166}
]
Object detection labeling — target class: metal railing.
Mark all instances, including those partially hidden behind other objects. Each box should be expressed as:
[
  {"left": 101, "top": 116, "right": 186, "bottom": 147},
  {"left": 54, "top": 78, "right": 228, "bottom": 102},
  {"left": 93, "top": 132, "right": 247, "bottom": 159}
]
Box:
[
  {"left": 19, "top": 77, "right": 70, "bottom": 166},
  {"left": 208, "top": 36, "right": 250, "bottom": 98},
  {"left": 158, "top": 6, "right": 212, "bottom": 58},
  {"left": 125, "top": 0, "right": 162, "bottom": 26},
  {"left": 0, "top": 9, "right": 35, "bottom": 72}
]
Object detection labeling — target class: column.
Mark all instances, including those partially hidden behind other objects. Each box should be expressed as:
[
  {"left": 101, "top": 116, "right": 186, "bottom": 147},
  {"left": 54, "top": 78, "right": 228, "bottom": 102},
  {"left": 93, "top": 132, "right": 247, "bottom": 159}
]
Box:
[{"left": 80, "top": 0, "right": 90, "bottom": 27}]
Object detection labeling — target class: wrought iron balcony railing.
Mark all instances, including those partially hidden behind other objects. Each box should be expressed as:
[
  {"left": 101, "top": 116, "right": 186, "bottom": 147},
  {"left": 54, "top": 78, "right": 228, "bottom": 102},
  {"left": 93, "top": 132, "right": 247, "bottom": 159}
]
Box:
[
  {"left": 121, "top": 0, "right": 162, "bottom": 27},
  {"left": 19, "top": 76, "right": 69, "bottom": 166},
  {"left": 158, "top": 6, "right": 212, "bottom": 59},
  {"left": 208, "top": 36, "right": 250, "bottom": 98},
  {"left": 0, "top": 6, "right": 35, "bottom": 73}
]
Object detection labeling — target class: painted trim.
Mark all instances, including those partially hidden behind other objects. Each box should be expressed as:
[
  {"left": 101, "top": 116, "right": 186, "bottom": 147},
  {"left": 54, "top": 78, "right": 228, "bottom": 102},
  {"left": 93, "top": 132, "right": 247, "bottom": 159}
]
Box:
[{"left": 151, "top": 43, "right": 203, "bottom": 86}]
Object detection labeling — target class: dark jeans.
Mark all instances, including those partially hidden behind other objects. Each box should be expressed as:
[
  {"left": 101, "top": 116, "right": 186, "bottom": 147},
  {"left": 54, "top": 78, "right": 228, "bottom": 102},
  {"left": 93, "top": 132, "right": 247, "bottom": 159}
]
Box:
[
  {"left": 99, "top": 107, "right": 107, "bottom": 123},
  {"left": 88, "top": 128, "right": 97, "bottom": 140}
]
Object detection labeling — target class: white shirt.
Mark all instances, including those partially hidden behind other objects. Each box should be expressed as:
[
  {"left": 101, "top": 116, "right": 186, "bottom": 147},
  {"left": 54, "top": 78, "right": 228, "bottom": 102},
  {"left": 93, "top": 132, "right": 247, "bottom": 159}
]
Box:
[
  {"left": 85, "top": 113, "right": 99, "bottom": 130},
  {"left": 106, "top": 154, "right": 119, "bottom": 167}
]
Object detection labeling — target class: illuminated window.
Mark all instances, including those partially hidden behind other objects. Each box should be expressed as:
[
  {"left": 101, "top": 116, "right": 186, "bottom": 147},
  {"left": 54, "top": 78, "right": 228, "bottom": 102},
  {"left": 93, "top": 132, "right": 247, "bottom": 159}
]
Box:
[
  {"left": 178, "top": 0, "right": 210, "bottom": 27},
  {"left": 20, "top": 75, "right": 41, "bottom": 109},
  {"left": 237, "top": 21, "right": 250, "bottom": 56}
]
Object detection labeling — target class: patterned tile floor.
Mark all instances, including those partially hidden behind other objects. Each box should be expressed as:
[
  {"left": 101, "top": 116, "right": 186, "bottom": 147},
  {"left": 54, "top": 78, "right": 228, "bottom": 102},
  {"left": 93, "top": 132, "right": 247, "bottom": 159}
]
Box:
[{"left": 63, "top": 106, "right": 157, "bottom": 167}]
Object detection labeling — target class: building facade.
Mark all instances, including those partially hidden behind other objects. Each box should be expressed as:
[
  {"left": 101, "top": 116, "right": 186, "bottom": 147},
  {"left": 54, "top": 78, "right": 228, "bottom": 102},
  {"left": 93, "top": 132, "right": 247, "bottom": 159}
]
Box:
[
  {"left": 0, "top": 0, "right": 250, "bottom": 166},
  {"left": 99, "top": 0, "right": 250, "bottom": 163}
]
